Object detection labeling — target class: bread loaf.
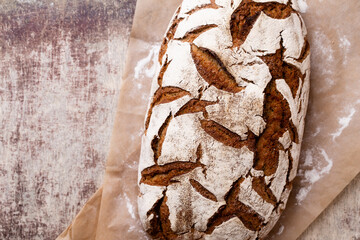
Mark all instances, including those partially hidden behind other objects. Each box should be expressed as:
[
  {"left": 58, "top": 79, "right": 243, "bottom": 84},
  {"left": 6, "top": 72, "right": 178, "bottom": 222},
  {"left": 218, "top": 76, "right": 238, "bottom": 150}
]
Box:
[{"left": 138, "top": 0, "right": 310, "bottom": 239}]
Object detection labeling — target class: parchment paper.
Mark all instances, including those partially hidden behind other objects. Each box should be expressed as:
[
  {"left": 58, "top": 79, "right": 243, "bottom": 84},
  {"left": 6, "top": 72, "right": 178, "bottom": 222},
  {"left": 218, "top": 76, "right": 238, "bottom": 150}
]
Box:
[{"left": 57, "top": 0, "right": 360, "bottom": 239}]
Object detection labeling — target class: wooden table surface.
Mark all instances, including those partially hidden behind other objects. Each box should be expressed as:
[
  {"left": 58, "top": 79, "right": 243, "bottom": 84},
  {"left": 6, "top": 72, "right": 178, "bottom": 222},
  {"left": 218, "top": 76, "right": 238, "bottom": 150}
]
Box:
[{"left": 0, "top": 0, "right": 358, "bottom": 239}]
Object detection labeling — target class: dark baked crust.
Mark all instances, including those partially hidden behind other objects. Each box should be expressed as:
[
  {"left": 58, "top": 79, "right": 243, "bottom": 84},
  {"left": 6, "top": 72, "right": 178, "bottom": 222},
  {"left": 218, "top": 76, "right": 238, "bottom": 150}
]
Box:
[{"left": 140, "top": 1, "right": 309, "bottom": 239}]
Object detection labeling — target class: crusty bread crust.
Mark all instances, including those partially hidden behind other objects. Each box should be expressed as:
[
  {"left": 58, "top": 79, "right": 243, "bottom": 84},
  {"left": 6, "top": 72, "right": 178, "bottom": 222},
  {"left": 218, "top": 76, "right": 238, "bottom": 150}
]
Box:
[{"left": 138, "top": 0, "right": 310, "bottom": 239}]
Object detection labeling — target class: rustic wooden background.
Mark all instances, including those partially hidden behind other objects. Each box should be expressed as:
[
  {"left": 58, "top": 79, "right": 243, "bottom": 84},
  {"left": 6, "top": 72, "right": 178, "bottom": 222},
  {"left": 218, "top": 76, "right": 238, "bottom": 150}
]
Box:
[{"left": 0, "top": 0, "right": 358, "bottom": 239}]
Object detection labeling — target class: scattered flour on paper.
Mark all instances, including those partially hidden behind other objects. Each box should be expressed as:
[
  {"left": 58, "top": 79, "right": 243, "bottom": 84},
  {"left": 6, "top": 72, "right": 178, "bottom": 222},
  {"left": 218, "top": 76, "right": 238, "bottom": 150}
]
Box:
[
  {"left": 134, "top": 44, "right": 161, "bottom": 80},
  {"left": 331, "top": 107, "right": 356, "bottom": 141},
  {"left": 312, "top": 127, "right": 321, "bottom": 137},
  {"left": 124, "top": 193, "right": 136, "bottom": 220},
  {"left": 312, "top": 30, "right": 336, "bottom": 92},
  {"left": 296, "top": 148, "right": 333, "bottom": 204},
  {"left": 339, "top": 35, "right": 351, "bottom": 64},
  {"left": 339, "top": 35, "right": 351, "bottom": 50},
  {"left": 277, "top": 225, "right": 285, "bottom": 235}
]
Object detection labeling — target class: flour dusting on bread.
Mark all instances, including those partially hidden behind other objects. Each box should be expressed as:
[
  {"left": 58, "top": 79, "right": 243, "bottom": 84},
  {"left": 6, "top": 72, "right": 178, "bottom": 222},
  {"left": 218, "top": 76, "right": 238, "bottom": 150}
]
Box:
[{"left": 138, "top": 0, "right": 310, "bottom": 239}]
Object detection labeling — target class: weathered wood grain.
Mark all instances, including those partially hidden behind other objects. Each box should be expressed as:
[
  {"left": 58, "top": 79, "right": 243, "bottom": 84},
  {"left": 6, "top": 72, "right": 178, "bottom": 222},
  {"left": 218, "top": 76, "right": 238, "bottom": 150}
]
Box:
[
  {"left": 299, "top": 173, "right": 360, "bottom": 240},
  {"left": 0, "top": 0, "right": 136, "bottom": 239}
]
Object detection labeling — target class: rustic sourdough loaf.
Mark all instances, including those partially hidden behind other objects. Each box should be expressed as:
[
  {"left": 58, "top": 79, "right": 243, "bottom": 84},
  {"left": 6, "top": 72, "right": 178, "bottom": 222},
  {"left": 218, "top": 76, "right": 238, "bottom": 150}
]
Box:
[{"left": 138, "top": 0, "right": 310, "bottom": 239}]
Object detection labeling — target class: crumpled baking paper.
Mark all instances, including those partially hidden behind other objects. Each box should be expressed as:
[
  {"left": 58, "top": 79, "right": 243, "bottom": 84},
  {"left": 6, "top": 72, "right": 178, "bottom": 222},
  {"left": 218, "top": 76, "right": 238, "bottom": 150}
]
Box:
[{"left": 57, "top": 0, "right": 360, "bottom": 239}]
